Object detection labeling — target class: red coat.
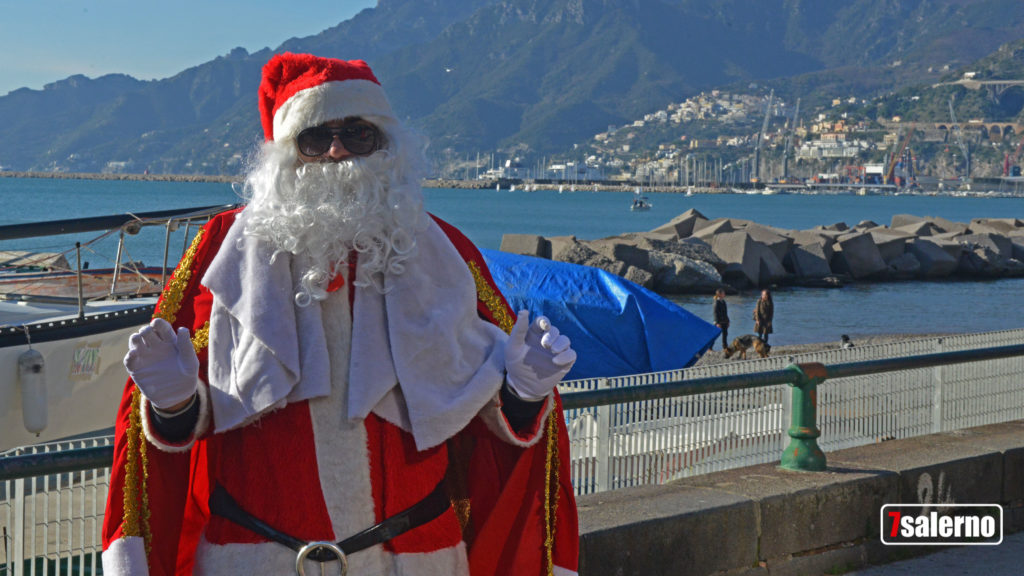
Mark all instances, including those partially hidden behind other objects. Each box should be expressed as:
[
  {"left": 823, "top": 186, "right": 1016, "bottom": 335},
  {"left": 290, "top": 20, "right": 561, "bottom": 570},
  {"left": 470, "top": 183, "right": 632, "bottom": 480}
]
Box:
[{"left": 101, "top": 208, "right": 578, "bottom": 575}]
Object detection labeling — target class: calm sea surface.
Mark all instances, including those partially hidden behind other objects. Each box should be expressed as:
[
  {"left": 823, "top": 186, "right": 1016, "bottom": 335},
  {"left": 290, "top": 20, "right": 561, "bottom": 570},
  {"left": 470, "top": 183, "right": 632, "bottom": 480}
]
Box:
[{"left": 1, "top": 177, "right": 1021, "bottom": 345}]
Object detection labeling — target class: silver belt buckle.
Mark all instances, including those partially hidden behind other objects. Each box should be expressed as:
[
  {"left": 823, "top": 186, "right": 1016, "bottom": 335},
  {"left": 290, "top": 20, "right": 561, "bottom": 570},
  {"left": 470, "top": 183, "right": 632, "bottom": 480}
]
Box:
[{"left": 295, "top": 541, "right": 348, "bottom": 576}]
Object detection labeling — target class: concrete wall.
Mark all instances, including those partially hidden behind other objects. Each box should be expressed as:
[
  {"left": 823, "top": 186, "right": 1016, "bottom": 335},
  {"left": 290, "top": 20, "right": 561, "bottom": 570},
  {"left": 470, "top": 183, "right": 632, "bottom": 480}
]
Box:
[{"left": 577, "top": 419, "right": 1024, "bottom": 575}]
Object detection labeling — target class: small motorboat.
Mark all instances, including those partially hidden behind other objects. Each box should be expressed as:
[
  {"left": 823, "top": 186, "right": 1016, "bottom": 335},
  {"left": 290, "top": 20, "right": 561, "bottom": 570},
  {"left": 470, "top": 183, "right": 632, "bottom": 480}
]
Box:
[{"left": 630, "top": 195, "right": 652, "bottom": 211}]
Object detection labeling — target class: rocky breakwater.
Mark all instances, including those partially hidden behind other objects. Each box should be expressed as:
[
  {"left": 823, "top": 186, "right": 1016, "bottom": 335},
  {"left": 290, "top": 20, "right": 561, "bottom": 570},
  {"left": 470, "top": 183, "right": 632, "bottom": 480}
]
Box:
[{"left": 499, "top": 209, "right": 1024, "bottom": 294}]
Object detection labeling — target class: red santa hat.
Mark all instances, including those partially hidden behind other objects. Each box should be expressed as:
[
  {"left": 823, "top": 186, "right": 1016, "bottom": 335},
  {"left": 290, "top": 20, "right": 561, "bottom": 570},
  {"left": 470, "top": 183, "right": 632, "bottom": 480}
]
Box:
[{"left": 258, "top": 52, "right": 396, "bottom": 142}]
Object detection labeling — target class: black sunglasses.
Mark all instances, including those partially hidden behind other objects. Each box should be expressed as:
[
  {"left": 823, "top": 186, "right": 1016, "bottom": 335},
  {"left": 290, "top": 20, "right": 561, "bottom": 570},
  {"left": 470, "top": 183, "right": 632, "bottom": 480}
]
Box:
[{"left": 296, "top": 122, "right": 382, "bottom": 157}]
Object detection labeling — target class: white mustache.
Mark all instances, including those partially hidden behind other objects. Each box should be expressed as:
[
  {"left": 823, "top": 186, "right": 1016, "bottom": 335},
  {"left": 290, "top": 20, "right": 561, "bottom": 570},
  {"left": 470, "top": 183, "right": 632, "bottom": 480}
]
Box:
[{"left": 243, "top": 149, "right": 425, "bottom": 303}]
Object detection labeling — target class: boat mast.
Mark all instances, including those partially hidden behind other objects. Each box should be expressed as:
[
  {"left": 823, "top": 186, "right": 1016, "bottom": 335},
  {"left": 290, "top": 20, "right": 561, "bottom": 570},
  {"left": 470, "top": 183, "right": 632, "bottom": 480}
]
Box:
[
  {"left": 753, "top": 89, "right": 774, "bottom": 183},
  {"left": 782, "top": 97, "right": 800, "bottom": 181}
]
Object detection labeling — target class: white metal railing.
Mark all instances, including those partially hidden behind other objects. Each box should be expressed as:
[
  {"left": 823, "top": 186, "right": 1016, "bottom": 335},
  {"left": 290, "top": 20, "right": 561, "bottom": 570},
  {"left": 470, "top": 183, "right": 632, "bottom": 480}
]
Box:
[
  {"left": 560, "top": 328, "right": 1024, "bottom": 495},
  {"left": 1, "top": 436, "right": 112, "bottom": 576},
  {"left": 3, "top": 329, "right": 1024, "bottom": 572}
]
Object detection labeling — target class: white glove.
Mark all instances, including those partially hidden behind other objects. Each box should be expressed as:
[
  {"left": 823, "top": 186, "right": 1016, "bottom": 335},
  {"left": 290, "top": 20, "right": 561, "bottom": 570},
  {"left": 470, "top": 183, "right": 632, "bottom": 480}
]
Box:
[
  {"left": 504, "top": 311, "right": 577, "bottom": 401},
  {"left": 124, "top": 318, "right": 200, "bottom": 411}
]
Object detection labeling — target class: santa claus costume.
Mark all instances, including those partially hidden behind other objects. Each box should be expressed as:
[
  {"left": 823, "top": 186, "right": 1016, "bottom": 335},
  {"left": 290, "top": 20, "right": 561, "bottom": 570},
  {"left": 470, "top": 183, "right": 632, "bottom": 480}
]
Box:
[{"left": 101, "top": 53, "right": 578, "bottom": 576}]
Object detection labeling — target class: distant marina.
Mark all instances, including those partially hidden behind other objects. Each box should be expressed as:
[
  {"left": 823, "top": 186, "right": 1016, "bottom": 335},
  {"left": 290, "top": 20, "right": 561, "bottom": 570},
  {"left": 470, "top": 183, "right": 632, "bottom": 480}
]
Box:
[{"left": 5, "top": 170, "right": 1024, "bottom": 198}]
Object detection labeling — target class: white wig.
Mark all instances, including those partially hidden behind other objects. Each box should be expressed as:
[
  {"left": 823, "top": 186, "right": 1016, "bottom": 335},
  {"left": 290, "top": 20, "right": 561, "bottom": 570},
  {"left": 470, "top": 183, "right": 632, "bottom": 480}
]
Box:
[{"left": 240, "top": 118, "right": 430, "bottom": 305}]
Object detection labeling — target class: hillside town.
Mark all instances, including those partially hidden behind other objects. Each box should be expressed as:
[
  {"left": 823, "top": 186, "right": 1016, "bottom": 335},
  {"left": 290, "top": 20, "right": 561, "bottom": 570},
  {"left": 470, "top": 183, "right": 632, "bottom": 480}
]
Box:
[{"left": 460, "top": 75, "right": 1024, "bottom": 194}]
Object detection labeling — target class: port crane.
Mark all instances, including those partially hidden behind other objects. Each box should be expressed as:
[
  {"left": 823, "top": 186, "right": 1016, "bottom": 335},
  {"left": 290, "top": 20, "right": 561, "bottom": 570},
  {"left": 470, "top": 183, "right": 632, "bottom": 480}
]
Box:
[
  {"left": 885, "top": 127, "right": 915, "bottom": 186},
  {"left": 781, "top": 97, "right": 800, "bottom": 182},
  {"left": 948, "top": 95, "right": 971, "bottom": 178},
  {"left": 752, "top": 89, "right": 773, "bottom": 183}
]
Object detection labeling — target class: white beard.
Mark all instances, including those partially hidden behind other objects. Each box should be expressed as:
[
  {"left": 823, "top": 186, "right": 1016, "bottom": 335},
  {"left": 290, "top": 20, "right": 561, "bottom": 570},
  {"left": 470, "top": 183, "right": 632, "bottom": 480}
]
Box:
[{"left": 241, "top": 143, "right": 427, "bottom": 304}]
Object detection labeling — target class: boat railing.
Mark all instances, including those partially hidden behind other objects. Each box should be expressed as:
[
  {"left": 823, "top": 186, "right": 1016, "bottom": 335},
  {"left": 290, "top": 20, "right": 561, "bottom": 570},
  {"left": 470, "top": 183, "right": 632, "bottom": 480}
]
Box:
[
  {"left": 0, "top": 205, "right": 238, "bottom": 243},
  {"left": 105, "top": 204, "right": 239, "bottom": 299},
  {"left": 0, "top": 204, "right": 239, "bottom": 320}
]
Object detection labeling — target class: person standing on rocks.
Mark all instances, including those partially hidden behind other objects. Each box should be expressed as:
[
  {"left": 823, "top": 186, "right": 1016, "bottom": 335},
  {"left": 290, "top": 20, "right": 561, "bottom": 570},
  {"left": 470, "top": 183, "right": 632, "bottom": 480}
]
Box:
[
  {"left": 712, "top": 288, "right": 729, "bottom": 350},
  {"left": 754, "top": 288, "right": 774, "bottom": 347}
]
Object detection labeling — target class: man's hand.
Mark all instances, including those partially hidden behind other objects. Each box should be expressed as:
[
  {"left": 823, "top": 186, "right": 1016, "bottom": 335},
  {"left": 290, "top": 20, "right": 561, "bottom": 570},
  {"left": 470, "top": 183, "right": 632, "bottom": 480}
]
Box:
[
  {"left": 124, "top": 318, "right": 200, "bottom": 411},
  {"left": 504, "top": 311, "right": 577, "bottom": 401}
]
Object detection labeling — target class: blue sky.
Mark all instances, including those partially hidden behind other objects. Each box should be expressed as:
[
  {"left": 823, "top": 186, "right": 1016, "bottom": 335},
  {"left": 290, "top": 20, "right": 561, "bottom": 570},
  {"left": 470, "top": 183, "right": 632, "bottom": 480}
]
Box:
[{"left": 0, "top": 0, "right": 376, "bottom": 96}]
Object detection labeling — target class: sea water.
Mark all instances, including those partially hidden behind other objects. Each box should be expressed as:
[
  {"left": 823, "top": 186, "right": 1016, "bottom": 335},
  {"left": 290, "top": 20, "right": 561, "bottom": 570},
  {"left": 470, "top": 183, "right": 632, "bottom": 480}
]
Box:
[{"left": 1, "top": 177, "right": 1021, "bottom": 345}]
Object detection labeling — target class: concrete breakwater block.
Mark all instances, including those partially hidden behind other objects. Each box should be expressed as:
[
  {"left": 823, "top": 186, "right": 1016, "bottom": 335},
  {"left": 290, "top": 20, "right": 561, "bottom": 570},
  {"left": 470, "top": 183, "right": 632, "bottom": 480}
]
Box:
[
  {"left": 545, "top": 235, "right": 726, "bottom": 293},
  {"left": 817, "top": 221, "right": 849, "bottom": 232},
  {"left": 745, "top": 223, "right": 794, "bottom": 263},
  {"left": 784, "top": 243, "right": 833, "bottom": 279},
  {"left": 623, "top": 265, "right": 655, "bottom": 289},
  {"left": 497, "top": 211, "right": 1024, "bottom": 293},
  {"left": 548, "top": 235, "right": 578, "bottom": 260},
  {"left": 649, "top": 253, "right": 724, "bottom": 293},
  {"left": 499, "top": 233, "right": 550, "bottom": 258},
  {"left": 832, "top": 232, "right": 888, "bottom": 279},
  {"left": 588, "top": 238, "right": 651, "bottom": 270},
  {"left": 928, "top": 216, "right": 969, "bottom": 235},
  {"left": 894, "top": 220, "right": 941, "bottom": 237},
  {"left": 969, "top": 217, "right": 1022, "bottom": 236},
  {"left": 958, "top": 233, "right": 1014, "bottom": 264},
  {"left": 709, "top": 230, "right": 762, "bottom": 287},
  {"left": 956, "top": 232, "right": 1022, "bottom": 277},
  {"left": 649, "top": 208, "right": 706, "bottom": 239},
  {"left": 1012, "top": 237, "right": 1024, "bottom": 262},
  {"left": 611, "top": 233, "right": 726, "bottom": 270},
  {"left": 757, "top": 247, "right": 789, "bottom": 285},
  {"left": 887, "top": 252, "right": 922, "bottom": 279},
  {"left": 867, "top": 227, "right": 914, "bottom": 264},
  {"left": 907, "top": 238, "right": 959, "bottom": 277},
  {"left": 551, "top": 236, "right": 626, "bottom": 276},
  {"left": 691, "top": 218, "right": 734, "bottom": 240},
  {"left": 784, "top": 230, "right": 837, "bottom": 261},
  {"left": 890, "top": 213, "right": 924, "bottom": 229}
]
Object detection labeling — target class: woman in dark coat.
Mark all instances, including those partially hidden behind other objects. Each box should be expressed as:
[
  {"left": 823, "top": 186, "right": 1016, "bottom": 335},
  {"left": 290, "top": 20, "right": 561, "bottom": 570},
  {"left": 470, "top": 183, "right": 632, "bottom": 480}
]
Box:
[
  {"left": 712, "top": 288, "right": 729, "bottom": 350},
  {"left": 754, "top": 289, "right": 774, "bottom": 345}
]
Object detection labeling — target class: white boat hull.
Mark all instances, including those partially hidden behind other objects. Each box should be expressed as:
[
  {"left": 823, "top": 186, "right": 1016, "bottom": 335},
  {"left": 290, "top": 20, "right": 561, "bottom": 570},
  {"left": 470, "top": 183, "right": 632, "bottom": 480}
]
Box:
[
  {"left": 1, "top": 302, "right": 154, "bottom": 452},
  {"left": 0, "top": 204, "right": 233, "bottom": 453}
]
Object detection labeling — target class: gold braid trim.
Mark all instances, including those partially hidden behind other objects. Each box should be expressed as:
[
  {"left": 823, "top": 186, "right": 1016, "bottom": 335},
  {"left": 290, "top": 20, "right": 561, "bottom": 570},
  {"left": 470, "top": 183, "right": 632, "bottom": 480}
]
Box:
[
  {"left": 543, "top": 412, "right": 559, "bottom": 575},
  {"left": 154, "top": 229, "right": 205, "bottom": 324},
  {"left": 140, "top": 418, "right": 151, "bottom": 554},
  {"left": 192, "top": 321, "right": 210, "bottom": 353},
  {"left": 122, "top": 229, "right": 206, "bottom": 556},
  {"left": 467, "top": 261, "right": 514, "bottom": 334},
  {"left": 122, "top": 388, "right": 142, "bottom": 537},
  {"left": 122, "top": 387, "right": 154, "bottom": 554},
  {"left": 468, "top": 258, "right": 558, "bottom": 574}
]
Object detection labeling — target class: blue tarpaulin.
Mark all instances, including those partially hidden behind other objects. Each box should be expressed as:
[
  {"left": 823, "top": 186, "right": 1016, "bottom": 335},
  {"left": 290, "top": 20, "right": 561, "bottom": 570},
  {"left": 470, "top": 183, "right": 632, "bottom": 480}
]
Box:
[{"left": 481, "top": 250, "right": 720, "bottom": 380}]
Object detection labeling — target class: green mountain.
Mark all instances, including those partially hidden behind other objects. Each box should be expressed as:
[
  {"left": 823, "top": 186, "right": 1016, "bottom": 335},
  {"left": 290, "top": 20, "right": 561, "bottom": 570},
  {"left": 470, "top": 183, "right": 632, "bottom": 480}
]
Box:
[{"left": 1, "top": 0, "right": 1023, "bottom": 174}]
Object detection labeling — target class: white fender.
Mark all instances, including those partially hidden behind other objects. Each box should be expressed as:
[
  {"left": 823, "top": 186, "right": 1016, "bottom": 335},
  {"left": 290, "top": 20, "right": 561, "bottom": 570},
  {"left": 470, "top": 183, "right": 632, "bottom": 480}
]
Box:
[{"left": 18, "top": 348, "right": 47, "bottom": 434}]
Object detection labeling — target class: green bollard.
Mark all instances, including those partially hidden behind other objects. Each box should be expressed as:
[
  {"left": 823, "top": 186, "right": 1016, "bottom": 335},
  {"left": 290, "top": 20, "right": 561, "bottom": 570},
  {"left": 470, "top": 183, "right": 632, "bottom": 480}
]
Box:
[{"left": 780, "top": 362, "right": 827, "bottom": 471}]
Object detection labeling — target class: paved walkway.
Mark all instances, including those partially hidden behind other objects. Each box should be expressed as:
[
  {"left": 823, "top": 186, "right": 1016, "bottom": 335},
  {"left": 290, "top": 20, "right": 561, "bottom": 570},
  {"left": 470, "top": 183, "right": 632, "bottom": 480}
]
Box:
[{"left": 843, "top": 530, "right": 1024, "bottom": 575}]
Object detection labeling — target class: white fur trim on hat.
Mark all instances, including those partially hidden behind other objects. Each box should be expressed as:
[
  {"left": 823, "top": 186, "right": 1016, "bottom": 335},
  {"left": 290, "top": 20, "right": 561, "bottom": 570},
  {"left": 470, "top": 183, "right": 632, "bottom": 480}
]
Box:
[{"left": 273, "top": 79, "right": 396, "bottom": 142}]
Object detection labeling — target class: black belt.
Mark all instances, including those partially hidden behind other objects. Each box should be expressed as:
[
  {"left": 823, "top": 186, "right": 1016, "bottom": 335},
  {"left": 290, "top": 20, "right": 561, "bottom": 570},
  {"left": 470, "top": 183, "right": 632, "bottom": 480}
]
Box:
[{"left": 209, "top": 478, "right": 451, "bottom": 570}]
